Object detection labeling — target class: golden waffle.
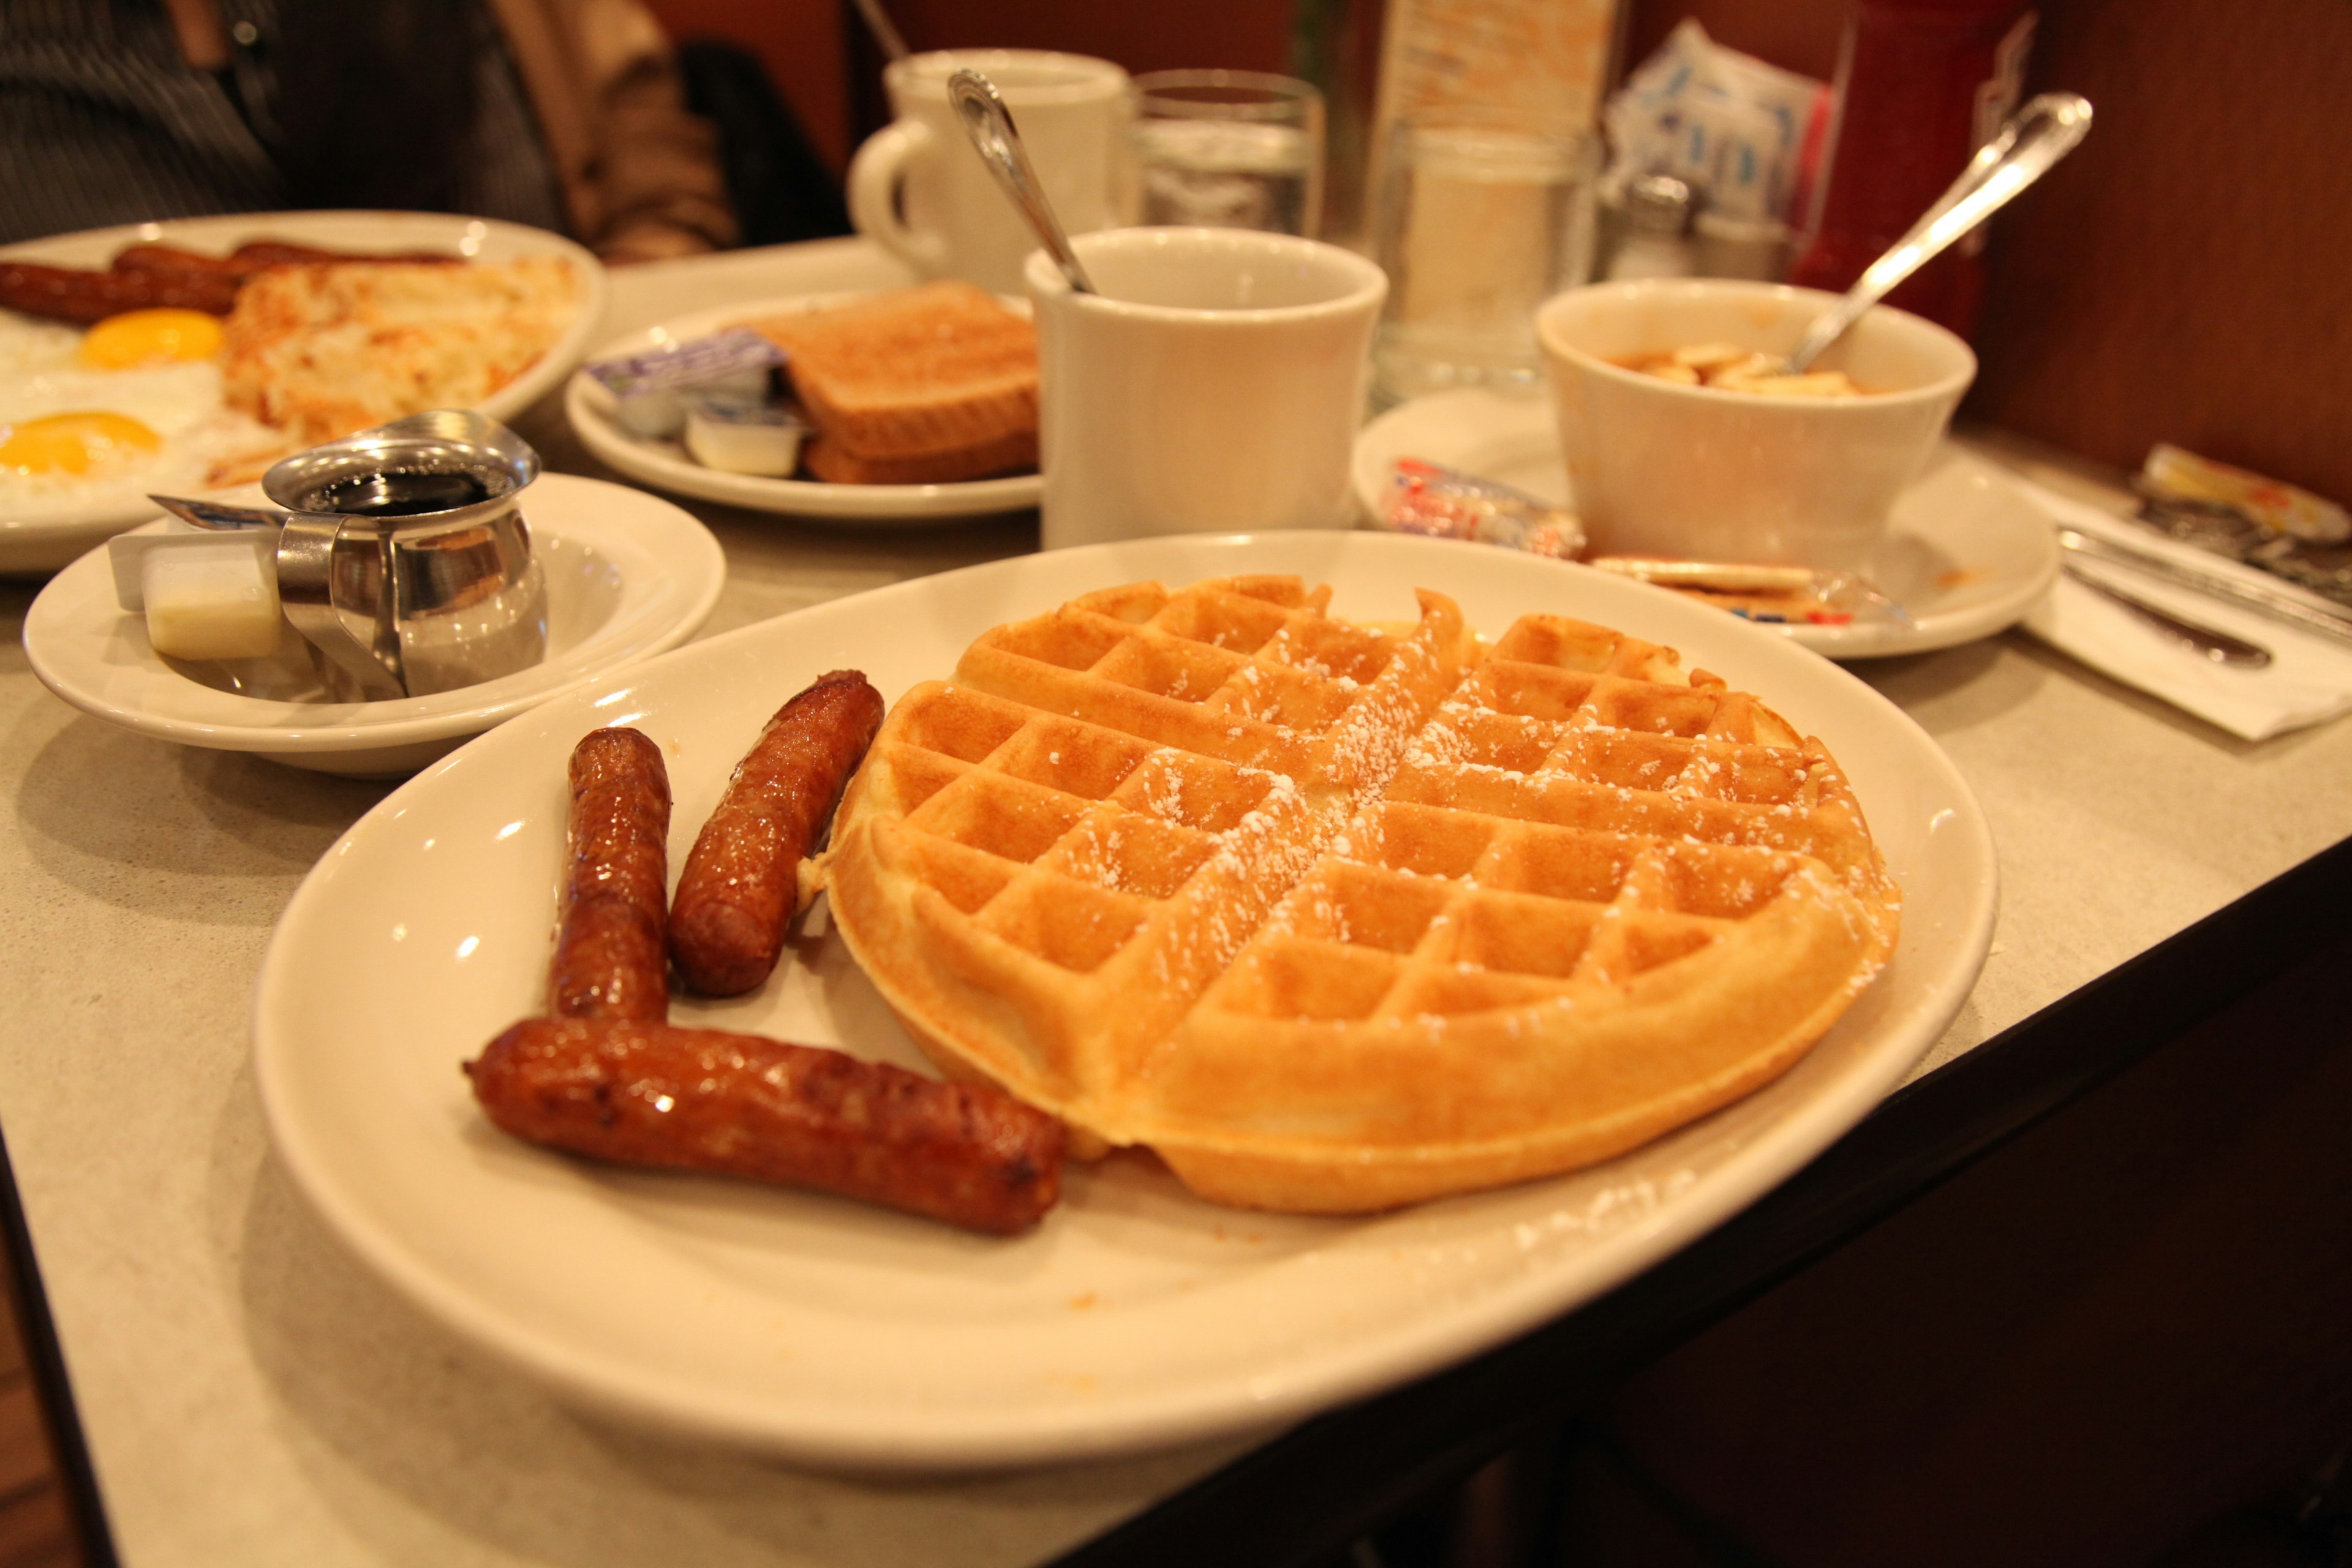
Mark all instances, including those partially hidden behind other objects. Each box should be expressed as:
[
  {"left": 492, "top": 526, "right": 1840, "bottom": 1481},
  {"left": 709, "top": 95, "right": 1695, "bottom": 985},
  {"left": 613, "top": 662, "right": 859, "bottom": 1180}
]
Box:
[{"left": 821, "top": 576, "right": 1899, "bottom": 1213}]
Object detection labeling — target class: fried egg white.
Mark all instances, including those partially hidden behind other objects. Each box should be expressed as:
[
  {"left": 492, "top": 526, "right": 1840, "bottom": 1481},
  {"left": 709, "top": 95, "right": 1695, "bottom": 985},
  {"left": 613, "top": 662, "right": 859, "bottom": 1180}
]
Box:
[{"left": 0, "top": 312, "right": 288, "bottom": 527}]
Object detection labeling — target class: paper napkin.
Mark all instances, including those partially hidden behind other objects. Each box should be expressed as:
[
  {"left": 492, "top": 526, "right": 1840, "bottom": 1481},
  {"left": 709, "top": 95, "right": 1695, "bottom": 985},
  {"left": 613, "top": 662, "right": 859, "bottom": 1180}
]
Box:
[{"left": 2017, "top": 482, "right": 2352, "bottom": 741}]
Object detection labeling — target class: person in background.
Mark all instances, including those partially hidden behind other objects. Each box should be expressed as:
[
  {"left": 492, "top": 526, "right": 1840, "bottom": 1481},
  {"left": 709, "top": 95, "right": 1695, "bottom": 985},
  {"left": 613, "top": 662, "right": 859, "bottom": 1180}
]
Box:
[{"left": 0, "top": 0, "right": 740, "bottom": 260}]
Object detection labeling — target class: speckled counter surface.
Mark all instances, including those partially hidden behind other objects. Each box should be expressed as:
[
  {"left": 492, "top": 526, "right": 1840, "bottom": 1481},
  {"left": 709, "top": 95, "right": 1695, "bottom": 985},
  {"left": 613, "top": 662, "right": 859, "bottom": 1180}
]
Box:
[{"left": 2, "top": 240, "right": 2348, "bottom": 1566}]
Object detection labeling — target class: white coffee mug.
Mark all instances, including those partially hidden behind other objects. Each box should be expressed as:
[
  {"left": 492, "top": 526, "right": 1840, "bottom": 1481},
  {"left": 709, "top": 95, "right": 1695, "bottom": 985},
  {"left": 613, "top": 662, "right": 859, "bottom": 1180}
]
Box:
[
  {"left": 849, "top": 50, "right": 1135, "bottom": 295},
  {"left": 1027, "top": 228, "right": 1389, "bottom": 551}
]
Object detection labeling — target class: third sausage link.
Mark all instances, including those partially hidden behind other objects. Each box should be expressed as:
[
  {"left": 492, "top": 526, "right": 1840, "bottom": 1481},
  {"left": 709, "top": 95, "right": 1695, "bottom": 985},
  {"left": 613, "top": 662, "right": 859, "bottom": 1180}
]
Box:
[
  {"left": 669, "top": 671, "right": 884, "bottom": 996},
  {"left": 549, "top": 726, "right": 672, "bottom": 1022}
]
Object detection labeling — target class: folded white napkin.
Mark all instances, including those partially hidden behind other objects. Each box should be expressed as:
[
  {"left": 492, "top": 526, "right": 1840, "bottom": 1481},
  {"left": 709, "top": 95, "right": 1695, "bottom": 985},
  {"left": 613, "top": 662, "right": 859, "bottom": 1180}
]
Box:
[{"left": 2016, "top": 481, "right": 2352, "bottom": 741}]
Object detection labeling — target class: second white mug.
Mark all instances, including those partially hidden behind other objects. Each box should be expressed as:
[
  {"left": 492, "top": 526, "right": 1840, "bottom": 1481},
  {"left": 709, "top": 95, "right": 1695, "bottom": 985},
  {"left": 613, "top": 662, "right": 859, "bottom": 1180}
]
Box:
[
  {"left": 849, "top": 50, "right": 1135, "bottom": 296},
  {"left": 1027, "top": 228, "right": 1388, "bottom": 551}
]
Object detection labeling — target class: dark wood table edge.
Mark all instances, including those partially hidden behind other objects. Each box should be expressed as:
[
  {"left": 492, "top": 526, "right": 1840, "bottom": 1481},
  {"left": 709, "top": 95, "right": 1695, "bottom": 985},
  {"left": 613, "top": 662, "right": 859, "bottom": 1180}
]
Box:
[
  {"left": 0, "top": 1119, "right": 119, "bottom": 1567},
  {"left": 1046, "top": 830, "right": 2352, "bottom": 1568},
  {"left": 0, "top": 834, "right": 2346, "bottom": 1568}
]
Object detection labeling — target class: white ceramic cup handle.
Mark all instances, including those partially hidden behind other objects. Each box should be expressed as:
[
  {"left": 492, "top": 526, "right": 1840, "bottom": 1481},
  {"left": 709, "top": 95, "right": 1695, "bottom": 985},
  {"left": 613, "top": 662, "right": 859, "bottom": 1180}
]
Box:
[{"left": 848, "top": 119, "right": 949, "bottom": 277}]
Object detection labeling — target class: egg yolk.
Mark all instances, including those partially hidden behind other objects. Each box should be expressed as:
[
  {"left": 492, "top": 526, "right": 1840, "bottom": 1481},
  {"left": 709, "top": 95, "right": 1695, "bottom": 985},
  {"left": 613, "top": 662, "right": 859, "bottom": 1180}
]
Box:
[
  {"left": 0, "top": 412, "right": 165, "bottom": 476},
  {"left": 79, "top": 309, "right": 224, "bottom": 369}
]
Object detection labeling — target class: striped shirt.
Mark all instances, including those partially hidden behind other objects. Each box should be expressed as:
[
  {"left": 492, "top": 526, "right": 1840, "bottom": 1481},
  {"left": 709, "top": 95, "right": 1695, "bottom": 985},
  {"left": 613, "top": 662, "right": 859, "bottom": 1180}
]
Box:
[{"left": 0, "top": 0, "right": 569, "bottom": 245}]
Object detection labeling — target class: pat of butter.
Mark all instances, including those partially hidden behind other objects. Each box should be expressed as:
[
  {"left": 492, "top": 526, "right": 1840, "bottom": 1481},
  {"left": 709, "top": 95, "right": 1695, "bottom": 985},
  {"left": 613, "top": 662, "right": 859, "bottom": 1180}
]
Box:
[
  {"left": 140, "top": 539, "right": 282, "bottom": 660},
  {"left": 684, "top": 394, "right": 807, "bottom": 477}
]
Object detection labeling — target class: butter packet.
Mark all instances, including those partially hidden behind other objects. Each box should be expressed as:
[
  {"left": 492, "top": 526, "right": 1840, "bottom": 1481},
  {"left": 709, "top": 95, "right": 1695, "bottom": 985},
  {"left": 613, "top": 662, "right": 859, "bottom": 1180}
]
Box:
[
  {"left": 1379, "top": 458, "right": 1585, "bottom": 558},
  {"left": 583, "top": 328, "right": 786, "bottom": 439}
]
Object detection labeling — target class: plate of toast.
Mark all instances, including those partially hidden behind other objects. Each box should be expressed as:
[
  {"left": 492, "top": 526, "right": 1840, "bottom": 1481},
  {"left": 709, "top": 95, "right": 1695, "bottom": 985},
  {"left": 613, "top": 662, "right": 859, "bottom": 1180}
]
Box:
[
  {"left": 565, "top": 284, "right": 1042, "bottom": 524},
  {"left": 254, "top": 532, "right": 1996, "bottom": 1468}
]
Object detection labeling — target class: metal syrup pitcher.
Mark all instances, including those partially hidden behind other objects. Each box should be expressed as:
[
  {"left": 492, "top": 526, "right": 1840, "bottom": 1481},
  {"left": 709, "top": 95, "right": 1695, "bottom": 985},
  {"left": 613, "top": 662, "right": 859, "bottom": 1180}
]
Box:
[{"left": 151, "top": 410, "right": 549, "bottom": 701}]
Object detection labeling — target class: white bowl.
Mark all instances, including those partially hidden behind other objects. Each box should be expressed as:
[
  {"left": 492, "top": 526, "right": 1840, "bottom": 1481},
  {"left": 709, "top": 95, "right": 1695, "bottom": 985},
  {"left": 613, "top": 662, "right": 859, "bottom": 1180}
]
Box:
[{"left": 1535, "top": 280, "right": 1975, "bottom": 571}]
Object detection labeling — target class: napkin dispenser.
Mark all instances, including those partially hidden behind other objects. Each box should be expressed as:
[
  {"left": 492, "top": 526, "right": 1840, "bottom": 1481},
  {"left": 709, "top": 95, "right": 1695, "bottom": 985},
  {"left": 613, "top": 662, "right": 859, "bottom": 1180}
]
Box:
[{"left": 130, "top": 410, "right": 549, "bottom": 701}]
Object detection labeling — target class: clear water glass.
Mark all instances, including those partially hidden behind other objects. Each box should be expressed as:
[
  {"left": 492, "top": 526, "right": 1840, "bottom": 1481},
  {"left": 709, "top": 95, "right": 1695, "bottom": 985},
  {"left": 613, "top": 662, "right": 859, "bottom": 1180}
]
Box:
[
  {"left": 1373, "top": 107, "right": 1598, "bottom": 404},
  {"left": 1131, "top": 70, "right": 1327, "bottom": 239}
]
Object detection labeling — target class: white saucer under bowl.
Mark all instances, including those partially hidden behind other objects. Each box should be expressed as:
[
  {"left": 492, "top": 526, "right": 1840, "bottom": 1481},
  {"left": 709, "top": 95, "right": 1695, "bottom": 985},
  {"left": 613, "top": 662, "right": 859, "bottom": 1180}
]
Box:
[
  {"left": 1353, "top": 387, "right": 2060, "bottom": 658},
  {"left": 24, "top": 472, "right": 725, "bottom": 777},
  {"left": 567, "top": 292, "right": 1042, "bottom": 526}
]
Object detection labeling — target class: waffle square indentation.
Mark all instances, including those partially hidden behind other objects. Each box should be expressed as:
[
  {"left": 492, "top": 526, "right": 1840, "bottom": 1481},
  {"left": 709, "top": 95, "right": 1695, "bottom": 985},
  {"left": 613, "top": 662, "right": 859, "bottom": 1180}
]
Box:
[
  {"left": 978, "top": 876, "right": 1146, "bottom": 974},
  {"left": 1150, "top": 592, "right": 1292, "bottom": 654},
  {"left": 913, "top": 775, "right": 1088, "bottom": 864},
  {"left": 1215, "top": 938, "right": 1398, "bottom": 1020},
  {"left": 1450, "top": 895, "right": 1599, "bottom": 979},
  {"left": 995, "top": 722, "right": 1153, "bottom": 800},
  {"left": 1117, "top": 752, "right": 1277, "bottom": 834},
  {"left": 985, "top": 612, "right": 1129, "bottom": 671},
  {"left": 1362, "top": 801, "right": 1492, "bottom": 880},
  {"left": 1482, "top": 826, "right": 1635, "bottom": 903},
  {"left": 1267, "top": 617, "right": 1395, "bottom": 685},
  {"left": 1482, "top": 662, "right": 1600, "bottom": 723},
  {"left": 1044, "top": 809, "right": 1216, "bottom": 900},
  {"left": 897, "top": 688, "right": 1026, "bottom": 762},
  {"left": 1285, "top": 862, "right": 1452, "bottom": 953},
  {"left": 1095, "top": 636, "right": 1243, "bottom": 703}
]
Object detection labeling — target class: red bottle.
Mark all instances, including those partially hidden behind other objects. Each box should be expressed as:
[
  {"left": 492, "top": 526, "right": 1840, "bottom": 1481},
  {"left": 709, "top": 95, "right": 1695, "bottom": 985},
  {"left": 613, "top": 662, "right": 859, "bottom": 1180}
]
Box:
[{"left": 1788, "top": 0, "right": 2037, "bottom": 338}]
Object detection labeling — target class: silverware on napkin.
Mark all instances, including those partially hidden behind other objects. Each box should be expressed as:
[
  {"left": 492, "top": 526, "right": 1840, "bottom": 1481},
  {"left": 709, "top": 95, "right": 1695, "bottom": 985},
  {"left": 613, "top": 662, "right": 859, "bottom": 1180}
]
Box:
[{"left": 2057, "top": 527, "right": 2352, "bottom": 651}]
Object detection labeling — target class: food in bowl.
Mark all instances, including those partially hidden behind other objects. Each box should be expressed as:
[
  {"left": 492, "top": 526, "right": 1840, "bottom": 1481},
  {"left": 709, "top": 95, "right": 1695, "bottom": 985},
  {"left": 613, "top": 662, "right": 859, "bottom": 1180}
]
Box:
[
  {"left": 1537, "top": 279, "right": 1977, "bottom": 570},
  {"left": 1616, "top": 342, "right": 1864, "bottom": 398}
]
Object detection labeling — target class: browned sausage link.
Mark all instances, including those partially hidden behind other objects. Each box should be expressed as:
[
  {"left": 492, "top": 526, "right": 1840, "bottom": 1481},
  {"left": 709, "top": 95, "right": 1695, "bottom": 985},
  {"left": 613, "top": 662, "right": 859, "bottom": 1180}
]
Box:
[
  {"left": 669, "top": 670, "right": 884, "bottom": 996},
  {"left": 466, "top": 1017, "right": 1065, "bottom": 1234},
  {"left": 0, "top": 262, "right": 239, "bottom": 324},
  {"left": 107, "top": 243, "right": 247, "bottom": 277},
  {"left": 549, "top": 728, "right": 672, "bottom": 1022},
  {"left": 109, "top": 241, "right": 460, "bottom": 280},
  {"left": 226, "top": 241, "right": 460, "bottom": 271}
]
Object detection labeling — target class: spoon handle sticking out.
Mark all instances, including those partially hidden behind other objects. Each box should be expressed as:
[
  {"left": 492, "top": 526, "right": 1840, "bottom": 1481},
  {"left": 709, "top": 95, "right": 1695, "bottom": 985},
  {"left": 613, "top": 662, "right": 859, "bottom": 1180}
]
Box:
[
  {"left": 946, "top": 69, "right": 1097, "bottom": 296},
  {"left": 1784, "top": 92, "right": 2093, "bottom": 373}
]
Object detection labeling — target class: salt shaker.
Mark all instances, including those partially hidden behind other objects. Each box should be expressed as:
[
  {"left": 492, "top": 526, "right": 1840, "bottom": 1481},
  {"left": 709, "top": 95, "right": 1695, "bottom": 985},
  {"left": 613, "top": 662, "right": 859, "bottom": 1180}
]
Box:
[{"left": 1606, "top": 173, "right": 1696, "bottom": 281}]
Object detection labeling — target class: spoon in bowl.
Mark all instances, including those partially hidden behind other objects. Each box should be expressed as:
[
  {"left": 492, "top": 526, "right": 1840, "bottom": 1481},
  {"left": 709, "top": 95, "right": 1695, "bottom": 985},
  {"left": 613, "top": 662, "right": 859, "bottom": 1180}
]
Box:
[
  {"left": 1783, "top": 92, "right": 2094, "bottom": 374},
  {"left": 947, "top": 68, "right": 1096, "bottom": 295}
]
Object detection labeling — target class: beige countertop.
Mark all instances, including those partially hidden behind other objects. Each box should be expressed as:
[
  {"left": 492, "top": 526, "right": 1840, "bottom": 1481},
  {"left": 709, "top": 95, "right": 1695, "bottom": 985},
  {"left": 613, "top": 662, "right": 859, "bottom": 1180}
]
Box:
[{"left": 2, "top": 239, "right": 2346, "bottom": 1567}]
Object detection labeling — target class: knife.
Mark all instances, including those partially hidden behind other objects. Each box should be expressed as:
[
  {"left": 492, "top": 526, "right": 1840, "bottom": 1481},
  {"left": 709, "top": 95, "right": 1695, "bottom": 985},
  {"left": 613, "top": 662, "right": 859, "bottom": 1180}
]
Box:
[{"left": 2055, "top": 527, "right": 2352, "bottom": 651}]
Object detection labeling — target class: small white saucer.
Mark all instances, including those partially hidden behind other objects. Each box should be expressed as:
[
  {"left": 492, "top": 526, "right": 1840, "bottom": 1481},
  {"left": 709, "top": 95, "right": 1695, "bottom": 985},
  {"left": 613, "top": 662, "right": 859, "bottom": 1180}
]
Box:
[
  {"left": 567, "top": 293, "right": 1042, "bottom": 526},
  {"left": 24, "top": 472, "right": 725, "bottom": 777},
  {"left": 1352, "top": 388, "right": 2060, "bottom": 658}
]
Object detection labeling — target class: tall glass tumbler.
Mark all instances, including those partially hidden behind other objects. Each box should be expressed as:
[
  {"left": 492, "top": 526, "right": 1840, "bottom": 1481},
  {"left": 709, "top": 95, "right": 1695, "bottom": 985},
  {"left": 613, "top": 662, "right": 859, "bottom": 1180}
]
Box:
[
  {"left": 1131, "top": 70, "right": 1327, "bottom": 238},
  {"left": 1373, "top": 108, "right": 1598, "bottom": 403}
]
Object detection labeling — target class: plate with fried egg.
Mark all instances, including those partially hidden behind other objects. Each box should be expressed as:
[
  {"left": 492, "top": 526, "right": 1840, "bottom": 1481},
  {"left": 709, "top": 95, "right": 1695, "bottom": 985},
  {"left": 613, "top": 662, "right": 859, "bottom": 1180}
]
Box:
[{"left": 0, "top": 211, "right": 607, "bottom": 573}]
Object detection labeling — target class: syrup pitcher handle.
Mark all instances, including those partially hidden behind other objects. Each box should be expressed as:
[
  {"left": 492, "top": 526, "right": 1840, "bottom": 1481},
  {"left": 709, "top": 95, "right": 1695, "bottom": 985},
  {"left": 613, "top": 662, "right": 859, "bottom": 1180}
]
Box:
[{"left": 275, "top": 513, "right": 407, "bottom": 702}]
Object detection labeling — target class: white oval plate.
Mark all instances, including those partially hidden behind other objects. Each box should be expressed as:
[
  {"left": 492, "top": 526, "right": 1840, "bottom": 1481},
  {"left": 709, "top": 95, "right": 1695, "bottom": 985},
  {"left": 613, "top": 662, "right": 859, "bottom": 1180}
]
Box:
[
  {"left": 1354, "top": 387, "right": 2061, "bottom": 658},
  {"left": 0, "top": 211, "right": 609, "bottom": 572},
  {"left": 565, "top": 292, "right": 1042, "bottom": 524},
  {"left": 25, "top": 473, "right": 723, "bottom": 777},
  {"left": 254, "top": 531, "right": 1994, "bottom": 1468}
]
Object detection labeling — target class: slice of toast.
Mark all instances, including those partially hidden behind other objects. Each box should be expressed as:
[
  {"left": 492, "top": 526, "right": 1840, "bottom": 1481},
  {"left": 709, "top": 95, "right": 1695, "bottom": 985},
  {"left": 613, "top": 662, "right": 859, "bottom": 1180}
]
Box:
[
  {"left": 750, "top": 283, "right": 1037, "bottom": 459},
  {"left": 799, "top": 426, "right": 1038, "bottom": 486}
]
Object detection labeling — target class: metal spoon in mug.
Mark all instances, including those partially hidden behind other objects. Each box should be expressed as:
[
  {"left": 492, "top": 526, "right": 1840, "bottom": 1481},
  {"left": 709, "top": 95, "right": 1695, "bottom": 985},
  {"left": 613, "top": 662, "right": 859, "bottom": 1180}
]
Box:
[
  {"left": 1784, "top": 92, "right": 2095, "bottom": 374},
  {"left": 850, "top": 0, "right": 908, "bottom": 63},
  {"left": 947, "top": 68, "right": 1096, "bottom": 295}
]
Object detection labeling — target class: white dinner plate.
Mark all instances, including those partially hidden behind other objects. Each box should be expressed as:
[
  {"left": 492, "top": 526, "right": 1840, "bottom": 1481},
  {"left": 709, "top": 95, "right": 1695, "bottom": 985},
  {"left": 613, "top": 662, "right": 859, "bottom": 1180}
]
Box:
[
  {"left": 565, "top": 292, "right": 1043, "bottom": 524},
  {"left": 0, "top": 211, "right": 609, "bottom": 573},
  {"left": 24, "top": 473, "right": 723, "bottom": 777},
  {"left": 254, "top": 532, "right": 1995, "bottom": 1469},
  {"left": 1354, "top": 387, "right": 2061, "bottom": 658}
]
